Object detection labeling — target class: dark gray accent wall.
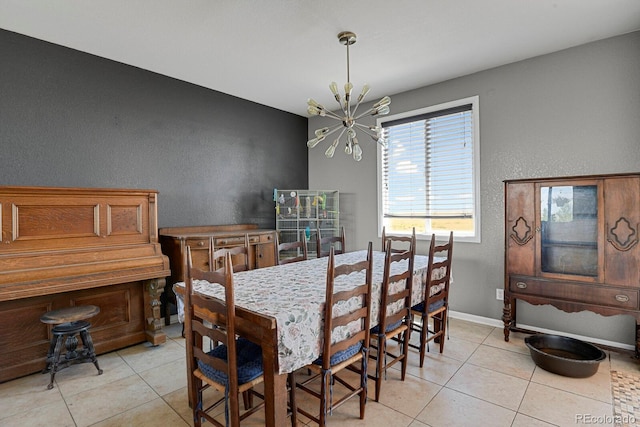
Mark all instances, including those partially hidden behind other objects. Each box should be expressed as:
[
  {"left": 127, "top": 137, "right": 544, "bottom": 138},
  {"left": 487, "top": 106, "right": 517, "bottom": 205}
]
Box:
[{"left": 0, "top": 29, "right": 308, "bottom": 229}]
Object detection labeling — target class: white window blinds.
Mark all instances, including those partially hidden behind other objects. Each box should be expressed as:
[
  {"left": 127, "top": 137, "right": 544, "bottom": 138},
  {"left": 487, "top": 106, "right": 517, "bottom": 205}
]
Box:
[{"left": 379, "top": 99, "right": 478, "bottom": 240}]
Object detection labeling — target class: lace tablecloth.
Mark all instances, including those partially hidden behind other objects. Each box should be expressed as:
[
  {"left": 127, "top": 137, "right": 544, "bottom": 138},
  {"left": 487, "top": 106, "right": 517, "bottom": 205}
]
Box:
[{"left": 175, "top": 250, "right": 445, "bottom": 374}]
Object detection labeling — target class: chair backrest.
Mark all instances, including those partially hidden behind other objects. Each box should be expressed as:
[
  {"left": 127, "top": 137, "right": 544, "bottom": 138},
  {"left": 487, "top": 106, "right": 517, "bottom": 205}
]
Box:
[
  {"left": 381, "top": 227, "right": 416, "bottom": 253},
  {"left": 277, "top": 231, "right": 308, "bottom": 265},
  {"left": 377, "top": 235, "right": 415, "bottom": 333},
  {"left": 316, "top": 226, "right": 346, "bottom": 258},
  {"left": 319, "top": 242, "right": 373, "bottom": 370},
  {"left": 209, "top": 234, "right": 250, "bottom": 272},
  {"left": 422, "top": 232, "right": 454, "bottom": 313},
  {"left": 185, "top": 248, "right": 241, "bottom": 410}
]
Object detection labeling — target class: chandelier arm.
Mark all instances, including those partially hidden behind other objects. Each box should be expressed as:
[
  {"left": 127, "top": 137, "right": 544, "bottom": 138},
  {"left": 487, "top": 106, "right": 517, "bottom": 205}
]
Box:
[
  {"left": 353, "top": 108, "right": 375, "bottom": 121},
  {"left": 323, "top": 108, "right": 345, "bottom": 121},
  {"left": 323, "top": 123, "right": 346, "bottom": 138},
  {"left": 353, "top": 123, "right": 378, "bottom": 138}
]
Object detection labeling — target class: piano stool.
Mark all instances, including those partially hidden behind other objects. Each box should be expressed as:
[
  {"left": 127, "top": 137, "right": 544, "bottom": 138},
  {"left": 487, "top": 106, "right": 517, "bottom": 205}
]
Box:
[{"left": 40, "top": 305, "right": 103, "bottom": 390}]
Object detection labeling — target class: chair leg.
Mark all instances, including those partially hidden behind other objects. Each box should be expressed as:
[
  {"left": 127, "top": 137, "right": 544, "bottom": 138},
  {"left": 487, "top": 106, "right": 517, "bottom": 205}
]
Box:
[
  {"left": 320, "top": 370, "right": 330, "bottom": 427},
  {"left": 375, "top": 335, "right": 385, "bottom": 402},
  {"left": 288, "top": 373, "right": 298, "bottom": 427},
  {"left": 401, "top": 329, "right": 409, "bottom": 380},
  {"left": 419, "top": 314, "right": 429, "bottom": 368},
  {"left": 359, "top": 354, "right": 367, "bottom": 419}
]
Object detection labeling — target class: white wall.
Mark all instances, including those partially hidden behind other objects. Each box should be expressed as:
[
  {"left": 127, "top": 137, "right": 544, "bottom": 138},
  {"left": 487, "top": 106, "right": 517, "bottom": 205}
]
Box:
[{"left": 308, "top": 31, "right": 640, "bottom": 347}]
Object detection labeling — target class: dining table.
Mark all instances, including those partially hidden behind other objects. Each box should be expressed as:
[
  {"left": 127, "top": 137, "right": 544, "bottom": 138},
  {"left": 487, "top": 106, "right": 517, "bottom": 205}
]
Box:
[{"left": 174, "top": 249, "right": 444, "bottom": 427}]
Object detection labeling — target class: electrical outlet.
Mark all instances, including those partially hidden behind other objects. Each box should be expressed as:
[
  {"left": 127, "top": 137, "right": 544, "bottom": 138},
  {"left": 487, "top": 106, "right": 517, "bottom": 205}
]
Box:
[{"left": 496, "top": 288, "right": 504, "bottom": 300}]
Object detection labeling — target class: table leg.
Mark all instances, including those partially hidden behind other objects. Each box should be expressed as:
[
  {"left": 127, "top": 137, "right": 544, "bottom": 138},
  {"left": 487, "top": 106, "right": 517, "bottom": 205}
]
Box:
[{"left": 261, "top": 345, "right": 288, "bottom": 427}]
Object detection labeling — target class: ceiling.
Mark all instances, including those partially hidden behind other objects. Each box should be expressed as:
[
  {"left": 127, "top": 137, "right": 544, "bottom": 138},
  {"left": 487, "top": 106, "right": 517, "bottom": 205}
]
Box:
[{"left": 1, "top": 1, "right": 639, "bottom": 117}]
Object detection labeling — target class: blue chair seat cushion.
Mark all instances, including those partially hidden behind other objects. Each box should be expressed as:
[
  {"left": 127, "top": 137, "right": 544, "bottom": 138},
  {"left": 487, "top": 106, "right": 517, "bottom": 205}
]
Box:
[
  {"left": 197, "top": 338, "right": 263, "bottom": 386},
  {"left": 371, "top": 319, "right": 403, "bottom": 334},
  {"left": 412, "top": 299, "right": 445, "bottom": 313},
  {"left": 314, "top": 342, "right": 362, "bottom": 366}
]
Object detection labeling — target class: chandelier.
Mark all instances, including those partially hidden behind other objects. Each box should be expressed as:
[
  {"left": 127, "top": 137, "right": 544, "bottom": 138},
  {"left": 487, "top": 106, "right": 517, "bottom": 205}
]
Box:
[{"left": 306, "top": 31, "right": 391, "bottom": 161}]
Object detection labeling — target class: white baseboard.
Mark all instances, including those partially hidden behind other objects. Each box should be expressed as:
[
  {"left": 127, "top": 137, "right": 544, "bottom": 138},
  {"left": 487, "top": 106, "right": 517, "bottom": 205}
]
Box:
[{"left": 448, "top": 310, "right": 635, "bottom": 352}]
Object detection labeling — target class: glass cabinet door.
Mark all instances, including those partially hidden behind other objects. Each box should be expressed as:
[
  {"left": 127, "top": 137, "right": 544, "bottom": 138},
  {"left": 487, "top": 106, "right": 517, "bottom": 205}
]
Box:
[{"left": 539, "top": 184, "right": 598, "bottom": 277}]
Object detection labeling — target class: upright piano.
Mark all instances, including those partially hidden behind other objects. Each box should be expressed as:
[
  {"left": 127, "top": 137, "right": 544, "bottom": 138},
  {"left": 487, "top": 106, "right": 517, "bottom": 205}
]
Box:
[{"left": 0, "top": 186, "right": 170, "bottom": 382}]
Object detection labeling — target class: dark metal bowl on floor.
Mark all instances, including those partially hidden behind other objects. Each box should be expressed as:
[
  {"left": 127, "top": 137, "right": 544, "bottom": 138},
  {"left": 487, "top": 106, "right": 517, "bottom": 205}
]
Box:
[{"left": 525, "top": 334, "right": 606, "bottom": 378}]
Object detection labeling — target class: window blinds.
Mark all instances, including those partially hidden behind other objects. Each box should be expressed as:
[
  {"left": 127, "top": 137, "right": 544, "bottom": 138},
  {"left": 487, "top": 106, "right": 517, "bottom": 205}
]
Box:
[{"left": 381, "top": 104, "right": 474, "bottom": 220}]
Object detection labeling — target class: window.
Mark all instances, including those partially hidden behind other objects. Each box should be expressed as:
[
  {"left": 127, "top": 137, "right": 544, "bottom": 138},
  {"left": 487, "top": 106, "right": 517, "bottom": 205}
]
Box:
[{"left": 377, "top": 96, "right": 480, "bottom": 242}]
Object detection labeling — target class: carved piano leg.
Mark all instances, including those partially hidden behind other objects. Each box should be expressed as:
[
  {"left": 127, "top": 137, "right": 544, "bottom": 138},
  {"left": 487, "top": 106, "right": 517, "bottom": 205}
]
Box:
[
  {"left": 144, "top": 278, "right": 167, "bottom": 346},
  {"left": 502, "top": 299, "right": 513, "bottom": 342}
]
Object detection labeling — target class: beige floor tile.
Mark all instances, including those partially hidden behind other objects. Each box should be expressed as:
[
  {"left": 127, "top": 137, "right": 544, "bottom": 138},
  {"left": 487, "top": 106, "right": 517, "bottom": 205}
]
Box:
[
  {"left": 162, "top": 386, "right": 195, "bottom": 426},
  {"left": 0, "top": 371, "right": 66, "bottom": 420},
  {"left": 530, "top": 364, "right": 612, "bottom": 403},
  {"left": 308, "top": 395, "right": 414, "bottom": 427},
  {"left": 405, "top": 352, "right": 464, "bottom": 386},
  {"left": 408, "top": 420, "right": 430, "bottom": 427},
  {"left": 138, "top": 357, "right": 187, "bottom": 396},
  {"left": 0, "top": 399, "right": 75, "bottom": 427},
  {"left": 54, "top": 351, "right": 136, "bottom": 397},
  {"left": 415, "top": 387, "right": 516, "bottom": 427},
  {"left": 610, "top": 349, "right": 640, "bottom": 375},
  {"left": 445, "top": 363, "right": 529, "bottom": 411},
  {"left": 90, "top": 397, "right": 189, "bottom": 426},
  {"left": 511, "top": 413, "right": 556, "bottom": 426},
  {"left": 447, "top": 319, "right": 494, "bottom": 343},
  {"left": 375, "top": 368, "right": 441, "bottom": 418},
  {"left": 423, "top": 336, "right": 480, "bottom": 363},
  {"left": 117, "top": 339, "right": 186, "bottom": 373},
  {"left": 467, "top": 344, "right": 536, "bottom": 380},
  {"left": 65, "top": 374, "right": 159, "bottom": 427},
  {"left": 482, "top": 327, "right": 531, "bottom": 355},
  {"left": 519, "top": 381, "right": 614, "bottom": 426}
]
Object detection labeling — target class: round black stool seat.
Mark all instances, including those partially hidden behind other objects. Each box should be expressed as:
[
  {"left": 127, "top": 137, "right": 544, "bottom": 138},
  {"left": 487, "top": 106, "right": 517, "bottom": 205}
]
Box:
[{"left": 40, "top": 306, "right": 103, "bottom": 390}]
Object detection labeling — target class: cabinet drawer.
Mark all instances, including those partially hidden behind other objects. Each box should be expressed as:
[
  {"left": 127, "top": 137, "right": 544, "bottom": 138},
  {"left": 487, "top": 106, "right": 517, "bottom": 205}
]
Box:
[
  {"left": 214, "top": 236, "right": 246, "bottom": 247},
  {"left": 185, "top": 238, "right": 209, "bottom": 249},
  {"left": 509, "top": 277, "right": 639, "bottom": 310},
  {"left": 259, "top": 233, "right": 275, "bottom": 243}
]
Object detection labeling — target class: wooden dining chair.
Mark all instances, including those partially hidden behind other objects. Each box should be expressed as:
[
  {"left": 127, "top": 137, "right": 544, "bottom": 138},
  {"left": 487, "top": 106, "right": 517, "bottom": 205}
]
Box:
[
  {"left": 184, "top": 248, "right": 265, "bottom": 427},
  {"left": 316, "top": 226, "right": 346, "bottom": 258},
  {"left": 381, "top": 226, "right": 416, "bottom": 253},
  {"left": 409, "top": 232, "right": 453, "bottom": 367},
  {"left": 290, "top": 242, "right": 373, "bottom": 426},
  {"left": 209, "top": 234, "right": 250, "bottom": 273},
  {"left": 368, "top": 232, "right": 415, "bottom": 401},
  {"left": 277, "top": 231, "right": 308, "bottom": 265}
]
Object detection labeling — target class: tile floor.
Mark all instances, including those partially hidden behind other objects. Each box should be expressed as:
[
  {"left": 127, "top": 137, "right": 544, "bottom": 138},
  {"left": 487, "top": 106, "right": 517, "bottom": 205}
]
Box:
[{"left": 1, "top": 318, "right": 638, "bottom": 427}]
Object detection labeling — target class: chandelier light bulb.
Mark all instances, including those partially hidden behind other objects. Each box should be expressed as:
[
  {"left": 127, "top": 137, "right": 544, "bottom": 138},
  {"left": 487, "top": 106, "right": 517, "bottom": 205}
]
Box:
[
  {"left": 353, "top": 141, "right": 363, "bottom": 161},
  {"left": 373, "top": 105, "right": 391, "bottom": 116},
  {"left": 373, "top": 96, "right": 391, "bottom": 108},
  {"left": 345, "top": 140, "right": 353, "bottom": 155},
  {"left": 315, "top": 127, "right": 330, "bottom": 137},
  {"left": 325, "top": 139, "right": 339, "bottom": 158}
]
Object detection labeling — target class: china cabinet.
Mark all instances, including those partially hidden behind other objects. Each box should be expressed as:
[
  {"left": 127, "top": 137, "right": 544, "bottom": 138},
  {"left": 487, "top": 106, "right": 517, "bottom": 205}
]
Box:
[{"left": 503, "top": 173, "right": 640, "bottom": 356}]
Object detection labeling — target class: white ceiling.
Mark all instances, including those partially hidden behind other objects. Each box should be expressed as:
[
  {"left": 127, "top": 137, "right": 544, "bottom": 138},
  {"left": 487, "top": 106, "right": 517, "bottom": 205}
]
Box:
[{"left": 1, "top": 1, "right": 639, "bottom": 117}]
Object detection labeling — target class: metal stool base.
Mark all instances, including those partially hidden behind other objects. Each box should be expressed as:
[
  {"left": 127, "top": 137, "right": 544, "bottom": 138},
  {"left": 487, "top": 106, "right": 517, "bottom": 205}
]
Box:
[{"left": 42, "top": 320, "right": 103, "bottom": 389}]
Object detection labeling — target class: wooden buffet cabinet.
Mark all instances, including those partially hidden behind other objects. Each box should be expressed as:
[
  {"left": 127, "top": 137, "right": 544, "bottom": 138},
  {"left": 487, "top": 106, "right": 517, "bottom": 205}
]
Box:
[
  {"left": 159, "top": 224, "right": 277, "bottom": 324},
  {"left": 0, "top": 186, "right": 170, "bottom": 382},
  {"left": 503, "top": 173, "right": 640, "bottom": 356}
]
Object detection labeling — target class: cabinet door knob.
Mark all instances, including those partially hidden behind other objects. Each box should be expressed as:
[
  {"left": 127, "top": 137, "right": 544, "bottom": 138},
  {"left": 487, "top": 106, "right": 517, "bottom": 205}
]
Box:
[
  {"left": 516, "top": 281, "right": 528, "bottom": 289},
  {"left": 198, "top": 241, "right": 205, "bottom": 246},
  {"left": 615, "top": 294, "right": 630, "bottom": 303}
]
